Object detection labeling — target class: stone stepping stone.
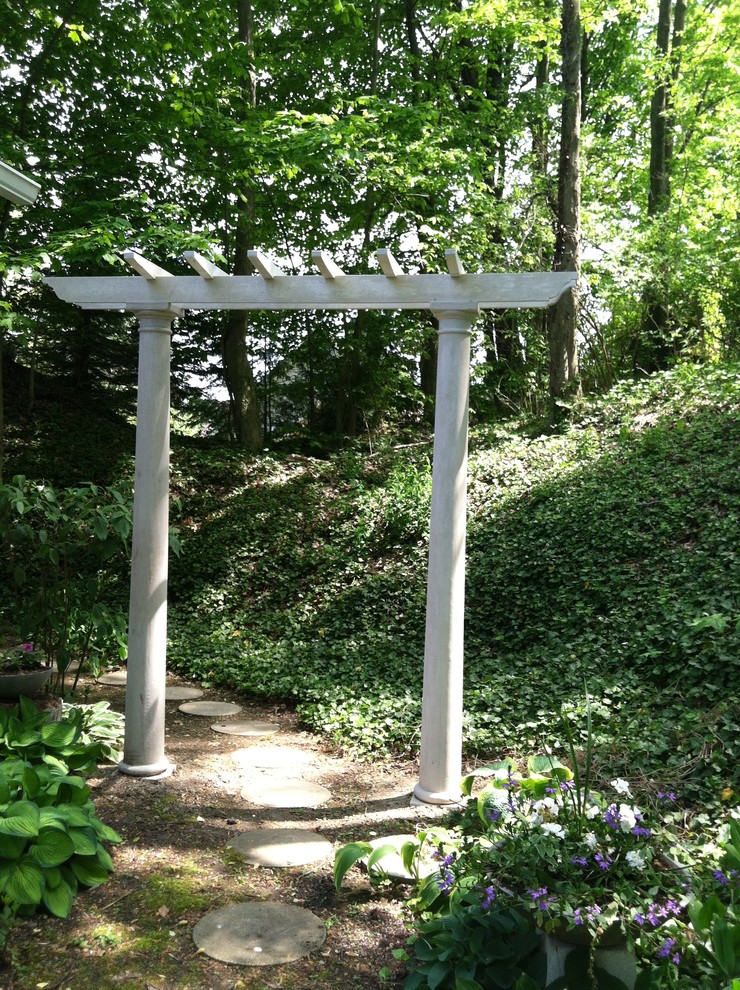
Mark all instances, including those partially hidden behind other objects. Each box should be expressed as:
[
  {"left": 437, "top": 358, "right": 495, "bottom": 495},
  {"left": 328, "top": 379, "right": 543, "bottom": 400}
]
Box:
[
  {"left": 97, "top": 670, "right": 128, "bottom": 685},
  {"left": 232, "top": 746, "right": 314, "bottom": 769},
  {"left": 211, "top": 720, "right": 279, "bottom": 737},
  {"left": 179, "top": 701, "right": 242, "bottom": 717},
  {"left": 227, "top": 828, "right": 332, "bottom": 867},
  {"left": 364, "top": 834, "right": 438, "bottom": 881},
  {"left": 240, "top": 779, "right": 332, "bottom": 809},
  {"left": 165, "top": 686, "right": 203, "bottom": 701},
  {"left": 193, "top": 902, "right": 325, "bottom": 965}
]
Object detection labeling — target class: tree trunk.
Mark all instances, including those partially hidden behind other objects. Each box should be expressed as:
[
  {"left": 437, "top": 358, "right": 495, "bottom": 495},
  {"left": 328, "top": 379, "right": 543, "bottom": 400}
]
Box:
[
  {"left": 548, "top": 0, "right": 582, "bottom": 419},
  {"left": 639, "top": 0, "right": 687, "bottom": 372},
  {"left": 419, "top": 320, "right": 438, "bottom": 426},
  {"left": 222, "top": 0, "right": 262, "bottom": 450}
]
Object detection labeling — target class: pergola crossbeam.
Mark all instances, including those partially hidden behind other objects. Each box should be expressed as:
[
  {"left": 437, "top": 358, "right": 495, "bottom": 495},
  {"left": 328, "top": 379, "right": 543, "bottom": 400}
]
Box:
[
  {"left": 445, "top": 249, "right": 466, "bottom": 277},
  {"left": 248, "top": 249, "right": 285, "bottom": 279},
  {"left": 311, "top": 250, "right": 345, "bottom": 279},
  {"left": 122, "top": 250, "right": 174, "bottom": 280},
  {"left": 182, "top": 251, "right": 229, "bottom": 279},
  {"left": 376, "top": 248, "right": 404, "bottom": 278}
]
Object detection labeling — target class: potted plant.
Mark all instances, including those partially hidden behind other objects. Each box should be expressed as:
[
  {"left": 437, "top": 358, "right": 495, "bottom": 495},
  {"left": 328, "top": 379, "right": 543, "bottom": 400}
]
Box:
[{"left": 0, "top": 642, "right": 52, "bottom": 698}]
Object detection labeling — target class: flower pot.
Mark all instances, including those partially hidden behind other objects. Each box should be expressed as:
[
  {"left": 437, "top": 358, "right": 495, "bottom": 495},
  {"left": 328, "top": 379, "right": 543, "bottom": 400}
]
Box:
[{"left": 0, "top": 666, "right": 53, "bottom": 699}]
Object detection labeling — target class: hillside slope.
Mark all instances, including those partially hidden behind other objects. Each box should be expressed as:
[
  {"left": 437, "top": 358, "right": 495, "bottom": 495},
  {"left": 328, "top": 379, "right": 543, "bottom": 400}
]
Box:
[{"left": 162, "top": 364, "right": 739, "bottom": 807}]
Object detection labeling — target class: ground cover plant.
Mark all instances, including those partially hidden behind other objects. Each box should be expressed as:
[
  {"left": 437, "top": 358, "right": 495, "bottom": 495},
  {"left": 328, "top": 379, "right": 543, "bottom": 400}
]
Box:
[{"left": 166, "top": 363, "right": 740, "bottom": 809}]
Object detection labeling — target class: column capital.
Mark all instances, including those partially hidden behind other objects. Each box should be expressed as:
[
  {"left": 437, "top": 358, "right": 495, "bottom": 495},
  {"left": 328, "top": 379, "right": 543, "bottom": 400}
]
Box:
[
  {"left": 134, "top": 310, "right": 176, "bottom": 334},
  {"left": 432, "top": 309, "right": 480, "bottom": 333}
]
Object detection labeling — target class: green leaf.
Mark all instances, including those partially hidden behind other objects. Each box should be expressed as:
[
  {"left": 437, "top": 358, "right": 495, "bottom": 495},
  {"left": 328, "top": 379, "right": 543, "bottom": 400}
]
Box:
[
  {"left": 711, "top": 917, "right": 737, "bottom": 978},
  {"left": 367, "top": 843, "right": 399, "bottom": 873},
  {"left": 333, "top": 842, "right": 373, "bottom": 889},
  {"left": 461, "top": 760, "right": 515, "bottom": 797},
  {"left": 29, "top": 828, "right": 76, "bottom": 867},
  {"left": 689, "top": 895, "right": 725, "bottom": 936},
  {"left": 43, "top": 878, "right": 75, "bottom": 918},
  {"left": 4, "top": 857, "right": 45, "bottom": 906},
  {"left": 0, "top": 801, "right": 40, "bottom": 838},
  {"left": 69, "top": 826, "right": 98, "bottom": 856},
  {"left": 426, "top": 960, "right": 451, "bottom": 990},
  {"left": 70, "top": 855, "right": 111, "bottom": 887},
  {"left": 40, "top": 721, "right": 79, "bottom": 748},
  {"left": 0, "top": 834, "right": 27, "bottom": 860}
]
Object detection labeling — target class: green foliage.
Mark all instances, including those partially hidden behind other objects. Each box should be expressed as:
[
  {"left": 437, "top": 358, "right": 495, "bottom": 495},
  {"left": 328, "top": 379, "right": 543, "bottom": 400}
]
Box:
[
  {"left": 61, "top": 701, "right": 125, "bottom": 765},
  {"left": 401, "top": 898, "right": 544, "bottom": 990},
  {"left": 0, "top": 476, "right": 132, "bottom": 687},
  {"left": 0, "top": 755, "right": 121, "bottom": 948},
  {"left": 0, "top": 697, "right": 115, "bottom": 774}
]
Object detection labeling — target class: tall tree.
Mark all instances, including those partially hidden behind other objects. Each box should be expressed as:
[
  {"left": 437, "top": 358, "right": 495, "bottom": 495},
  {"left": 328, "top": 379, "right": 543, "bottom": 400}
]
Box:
[
  {"left": 221, "top": 0, "right": 263, "bottom": 450},
  {"left": 548, "top": 0, "right": 582, "bottom": 416}
]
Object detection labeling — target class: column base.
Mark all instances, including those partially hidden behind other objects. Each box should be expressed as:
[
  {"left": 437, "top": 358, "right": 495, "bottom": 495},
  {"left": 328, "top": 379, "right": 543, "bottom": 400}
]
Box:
[
  {"left": 412, "top": 782, "right": 463, "bottom": 806},
  {"left": 118, "top": 759, "right": 175, "bottom": 779}
]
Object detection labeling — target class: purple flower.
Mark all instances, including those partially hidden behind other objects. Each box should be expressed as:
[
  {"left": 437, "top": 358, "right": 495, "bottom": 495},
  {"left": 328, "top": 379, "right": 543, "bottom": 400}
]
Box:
[
  {"left": 480, "top": 886, "right": 495, "bottom": 910},
  {"left": 485, "top": 808, "right": 503, "bottom": 823},
  {"left": 571, "top": 856, "right": 588, "bottom": 867},
  {"left": 634, "top": 913, "right": 645, "bottom": 926},
  {"left": 573, "top": 904, "right": 601, "bottom": 926},
  {"left": 657, "top": 791, "right": 676, "bottom": 802},
  {"left": 438, "top": 869, "right": 455, "bottom": 894},
  {"left": 657, "top": 937, "right": 680, "bottom": 964},
  {"left": 714, "top": 869, "right": 729, "bottom": 886},
  {"left": 527, "top": 887, "right": 556, "bottom": 911},
  {"left": 632, "top": 825, "right": 652, "bottom": 837},
  {"left": 20, "top": 643, "right": 34, "bottom": 652},
  {"left": 595, "top": 852, "right": 613, "bottom": 871},
  {"left": 432, "top": 850, "right": 455, "bottom": 868},
  {"left": 559, "top": 780, "right": 575, "bottom": 792},
  {"left": 604, "top": 804, "right": 621, "bottom": 830}
]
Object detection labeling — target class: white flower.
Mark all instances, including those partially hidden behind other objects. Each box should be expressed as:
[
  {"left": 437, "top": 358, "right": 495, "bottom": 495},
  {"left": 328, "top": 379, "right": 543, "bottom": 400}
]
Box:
[
  {"left": 584, "top": 831, "right": 598, "bottom": 848},
  {"left": 611, "top": 778, "right": 632, "bottom": 797},
  {"left": 585, "top": 804, "right": 601, "bottom": 820},
  {"left": 541, "top": 822, "right": 565, "bottom": 838},
  {"left": 618, "top": 804, "right": 638, "bottom": 833},
  {"left": 626, "top": 850, "right": 646, "bottom": 871}
]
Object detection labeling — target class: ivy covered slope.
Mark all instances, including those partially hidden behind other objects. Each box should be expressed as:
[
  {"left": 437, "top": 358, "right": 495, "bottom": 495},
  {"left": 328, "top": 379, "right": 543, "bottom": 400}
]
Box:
[{"left": 167, "top": 364, "right": 740, "bottom": 802}]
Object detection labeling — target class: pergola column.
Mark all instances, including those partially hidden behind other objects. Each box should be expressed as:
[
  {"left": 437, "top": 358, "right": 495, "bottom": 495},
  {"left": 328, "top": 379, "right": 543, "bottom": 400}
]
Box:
[
  {"left": 414, "top": 309, "right": 478, "bottom": 805},
  {"left": 119, "top": 309, "right": 174, "bottom": 777}
]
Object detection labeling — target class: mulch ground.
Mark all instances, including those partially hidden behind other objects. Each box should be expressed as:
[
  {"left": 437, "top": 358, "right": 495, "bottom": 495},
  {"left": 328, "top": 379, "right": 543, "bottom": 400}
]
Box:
[{"left": 1, "top": 675, "right": 448, "bottom": 990}]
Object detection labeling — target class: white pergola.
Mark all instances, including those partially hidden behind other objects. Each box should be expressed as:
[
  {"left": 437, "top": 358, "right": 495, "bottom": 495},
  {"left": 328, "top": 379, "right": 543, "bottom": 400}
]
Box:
[{"left": 46, "top": 248, "right": 575, "bottom": 804}]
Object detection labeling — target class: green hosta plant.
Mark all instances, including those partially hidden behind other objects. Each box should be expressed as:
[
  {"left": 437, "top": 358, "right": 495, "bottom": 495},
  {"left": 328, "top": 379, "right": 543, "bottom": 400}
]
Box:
[
  {"left": 0, "top": 697, "right": 109, "bottom": 774},
  {"left": 61, "top": 700, "right": 125, "bottom": 765},
  {"left": 0, "top": 756, "right": 122, "bottom": 948}
]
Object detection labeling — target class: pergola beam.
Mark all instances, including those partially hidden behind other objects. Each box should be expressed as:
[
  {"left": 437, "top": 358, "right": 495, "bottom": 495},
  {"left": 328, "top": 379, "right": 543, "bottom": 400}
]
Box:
[
  {"left": 122, "top": 251, "right": 174, "bottom": 280},
  {"left": 376, "top": 248, "right": 404, "bottom": 278},
  {"left": 445, "top": 249, "right": 466, "bottom": 277},
  {"left": 46, "top": 270, "right": 576, "bottom": 312}
]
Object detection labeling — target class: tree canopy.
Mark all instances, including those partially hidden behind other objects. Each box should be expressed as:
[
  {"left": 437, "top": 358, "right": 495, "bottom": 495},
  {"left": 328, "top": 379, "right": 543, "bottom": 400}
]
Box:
[{"left": 2, "top": 0, "right": 738, "bottom": 445}]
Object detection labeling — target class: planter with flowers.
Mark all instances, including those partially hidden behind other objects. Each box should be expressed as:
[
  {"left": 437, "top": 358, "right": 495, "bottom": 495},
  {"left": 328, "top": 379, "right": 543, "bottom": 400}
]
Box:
[
  {"left": 336, "top": 747, "right": 704, "bottom": 990},
  {"left": 0, "top": 642, "right": 52, "bottom": 699}
]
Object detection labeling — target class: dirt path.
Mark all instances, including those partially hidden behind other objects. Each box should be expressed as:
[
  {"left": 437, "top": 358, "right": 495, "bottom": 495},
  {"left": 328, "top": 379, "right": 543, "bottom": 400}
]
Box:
[{"left": 2, "top": 676, "right": 444, "bottom": 990}]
